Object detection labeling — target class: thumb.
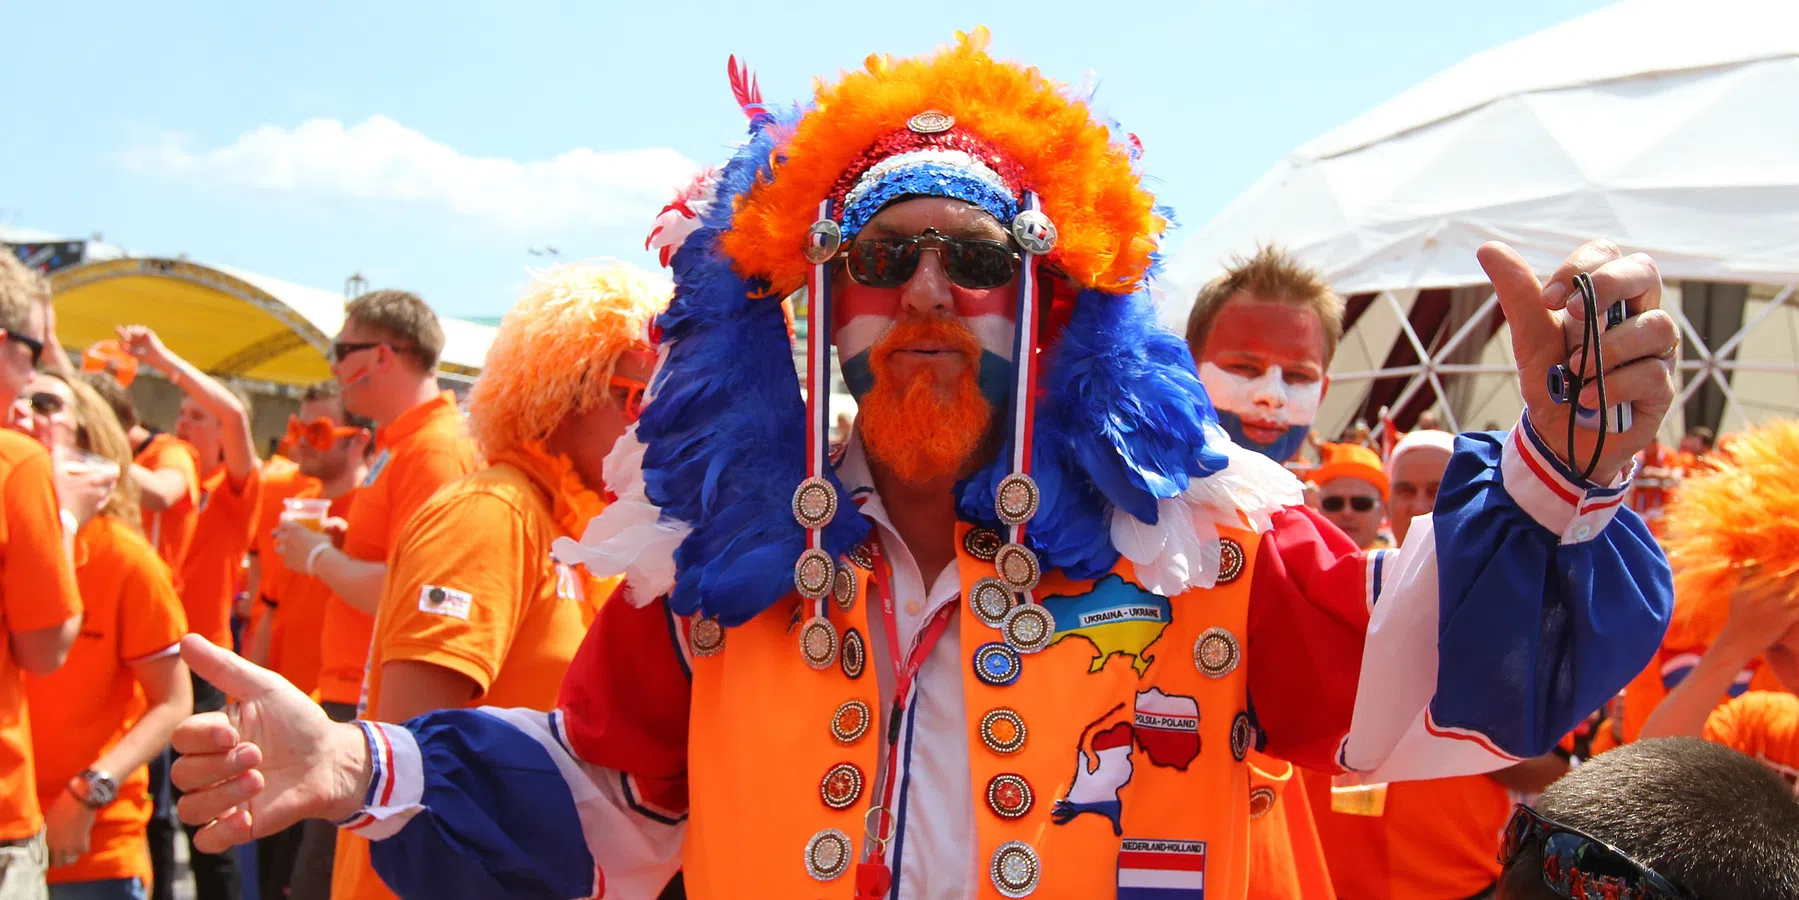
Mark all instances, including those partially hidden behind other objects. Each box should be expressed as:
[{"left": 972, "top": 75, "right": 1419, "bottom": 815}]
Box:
[
  {"left": 179, "top": 634, "right": 287, "bottom": 698},
  {"left": 1477, "top": 241, "right": 1560, "bottom": 354}
]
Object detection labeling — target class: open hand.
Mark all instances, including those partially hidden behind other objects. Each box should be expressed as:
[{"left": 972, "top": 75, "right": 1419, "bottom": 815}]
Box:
[
  {"left": 1478, "top": 241, "right": 1677, "bottom": 484},
  {"left": 115, "top": 325, "right": 176, "bottom": 374},
  {"left": 169, "top": 635, "right": 370, "bottom": 852}
]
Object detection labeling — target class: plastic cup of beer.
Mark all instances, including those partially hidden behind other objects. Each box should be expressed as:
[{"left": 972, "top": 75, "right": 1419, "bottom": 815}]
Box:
[
  {"left": 57, "top": 446, "right": 122, "bottom": 480},
  {"left": 283, "top": 497, "right": 331, "bottom": 532}
]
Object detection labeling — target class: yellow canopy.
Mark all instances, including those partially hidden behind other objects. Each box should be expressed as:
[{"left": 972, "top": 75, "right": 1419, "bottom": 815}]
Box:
[{"left": 51, "top": 257, "right": 492, "bottom": 388}]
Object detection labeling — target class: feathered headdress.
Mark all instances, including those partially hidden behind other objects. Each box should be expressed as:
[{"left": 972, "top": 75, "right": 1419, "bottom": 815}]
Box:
[
  {"left": 554, "top": 29, "right": 1298, "bottom": 629},
  {"left": 1661, "top": 420, "right": 1799, "bottom": 646}
]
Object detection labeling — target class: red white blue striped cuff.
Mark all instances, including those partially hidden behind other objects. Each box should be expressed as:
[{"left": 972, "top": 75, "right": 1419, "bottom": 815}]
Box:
[
  {"left": 334, "top": 720, "right": 425, "bottom": 840},
  {"left": 1501, "top": 414, "right": 1636, "bottom": 545}
]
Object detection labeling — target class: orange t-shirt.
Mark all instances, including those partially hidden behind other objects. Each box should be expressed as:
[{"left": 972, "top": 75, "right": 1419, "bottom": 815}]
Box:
[
  {"left": 0, "top": 430, "right": 84, "bottom": 840},
  {"left": 1705, "top": 691, "right": 1799, "bottom": 788},
  {"left": 1245, "top": 753, "right": 1336, "bottom": 899},
  {"left": 1304, "top": 770, "right": 1513, "bottom": 900},
  {"left": 252, "top": 455, "right": 315, "bottom": 562},
  {"left": 28, "top": 515, "right": 186, "bottom": 882},
  {"left": 135, "top": 432, "right": 201, "bottom": 577},
  {"left": 333, "top": 459, "right": 612, "bottom": 900},
  {"left": 252, "top": 485, "right": 354, "bottom": 698},
  {"left": 318, "top": 392, "right": 474, "bottom": 707},
  {"left": 179, "top": 465, "right": 263, "bottom": 649}
]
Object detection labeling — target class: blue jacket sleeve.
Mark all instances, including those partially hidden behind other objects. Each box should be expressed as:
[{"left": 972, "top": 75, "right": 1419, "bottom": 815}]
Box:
[
  {"left": 355, "top": 710, "right": 598, "bottom": 900},
  {"left": 1427, "top": 424, "right": 1672, "bottom": 757}
]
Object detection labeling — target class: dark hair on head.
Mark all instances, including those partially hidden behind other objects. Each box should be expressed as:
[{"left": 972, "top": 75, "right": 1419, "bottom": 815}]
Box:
[
  {"left": 1686, "top": 426, "right": 1716, "bottom": 448},
  {"left": 344, "top": 289, "right": 444, "bottom": 371},
  {"left": 1498, "top": 738, "right": 1799, "bottom": 900},
  {"left": 79, "top": 371, "right": 139, "bottom": 431},
  {"left": 298, "top": 379, "right": 374, "bottom": 451}
]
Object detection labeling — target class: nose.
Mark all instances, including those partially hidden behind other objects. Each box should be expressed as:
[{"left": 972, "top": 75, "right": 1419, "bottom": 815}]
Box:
[
  {"left": 897, "top": 247, "right": 955, "bottom": 317},
  {"left": 1251, "top": 368, "right": 1287, "bottom": 408}
]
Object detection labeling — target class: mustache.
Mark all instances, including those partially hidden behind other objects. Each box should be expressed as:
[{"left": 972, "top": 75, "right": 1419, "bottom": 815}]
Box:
[{"left": 870, "top": 318, "right": 983, "bottom": 367}]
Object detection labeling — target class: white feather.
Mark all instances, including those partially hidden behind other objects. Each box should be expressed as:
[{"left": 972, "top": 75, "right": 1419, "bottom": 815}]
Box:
[{"left": 549, "top": 423, "right": 689, "bottom": 605}]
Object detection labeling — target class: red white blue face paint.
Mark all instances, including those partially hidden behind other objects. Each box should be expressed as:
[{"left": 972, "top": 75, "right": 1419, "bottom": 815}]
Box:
[
  {"left": 1198, "top": 362, "right": 1323, "bottom": 462},
  {"left": 834, "top": 257, "right": 1017, "bottom": 408}
]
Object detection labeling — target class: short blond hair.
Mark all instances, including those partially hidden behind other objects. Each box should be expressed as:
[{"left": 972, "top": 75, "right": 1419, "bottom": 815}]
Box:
[
  {"left": 467, "top": 262, "right": 670, "bottom": 457},
  {"left": 0, "top": 253, "right": 48, "bottom": 335},
  {"left": 344, "top": 289, "right": 445, "bottom": 371},
  {"left": 1185, "top": 244, "right": 1344, "bottom": 365}
]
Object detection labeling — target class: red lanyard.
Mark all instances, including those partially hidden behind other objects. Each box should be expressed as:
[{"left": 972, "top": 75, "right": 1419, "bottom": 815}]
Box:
[{"left": 856, "top": 544, "right": 956, "bottom": 900}]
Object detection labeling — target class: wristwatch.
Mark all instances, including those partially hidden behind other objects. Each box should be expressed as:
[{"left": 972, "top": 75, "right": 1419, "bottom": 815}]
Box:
[{"left": 66, "top": 769, "right": 118, "bottom": 809}]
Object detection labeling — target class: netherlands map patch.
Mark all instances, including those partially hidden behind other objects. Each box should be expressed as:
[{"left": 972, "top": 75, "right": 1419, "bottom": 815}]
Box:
[{"left": 1118, "top": 838, "right": 1206, "bottom": 898}]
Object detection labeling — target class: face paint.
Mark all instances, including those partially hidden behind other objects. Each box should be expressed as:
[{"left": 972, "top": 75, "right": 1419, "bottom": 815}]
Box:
[
  {"left": 835, "top": 269, "right": 1017, "bottom": 411},
  {"left": 1198, "top": 361, "right": 1323, "bottom": 462}
]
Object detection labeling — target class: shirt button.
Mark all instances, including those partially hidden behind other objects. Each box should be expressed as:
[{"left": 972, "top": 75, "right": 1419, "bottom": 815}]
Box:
[{"left": 1574, "top": 524, "right": 1593, "bottom": 541}]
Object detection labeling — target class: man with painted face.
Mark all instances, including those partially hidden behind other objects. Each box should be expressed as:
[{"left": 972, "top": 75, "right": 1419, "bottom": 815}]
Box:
[
  {"left": 1186, "top": 246, "right": 1336, "bottom": 464},
  {"left": 165, "top": 33, "right": 1677, "bottom": 900}
]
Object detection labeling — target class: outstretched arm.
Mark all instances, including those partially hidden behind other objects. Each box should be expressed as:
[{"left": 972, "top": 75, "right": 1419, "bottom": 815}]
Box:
[{"left": 118, "top": 325, "right": 258, "bottom": 485}]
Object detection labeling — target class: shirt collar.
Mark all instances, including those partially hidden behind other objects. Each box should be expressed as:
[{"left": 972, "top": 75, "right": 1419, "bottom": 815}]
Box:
[{"left": 378, "top": 391, "right": 459, "bottom": 450}]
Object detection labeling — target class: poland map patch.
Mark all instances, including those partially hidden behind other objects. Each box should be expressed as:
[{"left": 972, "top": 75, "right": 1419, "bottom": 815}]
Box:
[{"left": 1118, "top": 838, "right": 1206, "bottom": 898}]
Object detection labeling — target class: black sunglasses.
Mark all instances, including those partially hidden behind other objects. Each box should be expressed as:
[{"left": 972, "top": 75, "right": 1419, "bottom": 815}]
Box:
[
  {"left": 26, "top": 392, "right": 66, "bottom": 416},
  {"left": 843, "top": 229, "right": 1019, "bottom": 290},
  {"left": 1500, "top": 805, "right": 1691, "bottom": 900},
  {"left": 331, "top": 341, "right": 403, "bottom": 363},
  {"left": 1320, "top": 495, "right": 1379, "bottom": 513},
  {"left": 5, "top": 332, "right": 44, "bottom": 366}
]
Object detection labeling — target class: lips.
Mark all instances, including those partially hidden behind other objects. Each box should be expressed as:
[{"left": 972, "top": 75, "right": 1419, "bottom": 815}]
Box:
[{"left": 1238, "top": 418, "right": 1288, "bottom": 445}]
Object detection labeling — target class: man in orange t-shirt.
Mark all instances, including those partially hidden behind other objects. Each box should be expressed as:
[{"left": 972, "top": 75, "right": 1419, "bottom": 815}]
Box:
[
  {"left": 329, "top": 261, "right": 661, "bottom": 900},
  {"left": 0, "top": 256, "right": 94, "bottom": 899},
  {"left": 244, "top": 382, "right": 371, "bottom": 900},
  {"left": 116, "top": 324, "right": 263, "bottom": 900},
  {"left": 268, "top": 290, "right": 475, "bottom": 900},
  {"left": 245, "top": 452, "right": 312, "bottom": 624}
]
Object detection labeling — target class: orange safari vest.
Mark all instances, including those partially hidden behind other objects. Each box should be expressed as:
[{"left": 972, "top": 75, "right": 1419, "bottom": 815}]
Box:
[{"left": 684, "top": 521, "right": 1263, "bottom": 899}]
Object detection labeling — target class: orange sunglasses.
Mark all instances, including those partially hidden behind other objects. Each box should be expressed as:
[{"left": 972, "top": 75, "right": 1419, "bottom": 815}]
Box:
[
  {"left": 611, "top": 376, "right": 648, "bottom": 423},
  {"left": 286, "top": 415, "right": 362, "bottom": 451}
]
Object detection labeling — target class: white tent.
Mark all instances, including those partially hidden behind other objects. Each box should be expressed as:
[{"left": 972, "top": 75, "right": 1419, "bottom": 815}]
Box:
[{"left": 1156, "top": 0, "right": 1799, "bottom": 439}]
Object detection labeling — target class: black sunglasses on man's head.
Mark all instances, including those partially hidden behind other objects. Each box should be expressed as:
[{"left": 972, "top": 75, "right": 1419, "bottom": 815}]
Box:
[{"left": 1499, "top": 805, "right": 1692, "bottom": 900}]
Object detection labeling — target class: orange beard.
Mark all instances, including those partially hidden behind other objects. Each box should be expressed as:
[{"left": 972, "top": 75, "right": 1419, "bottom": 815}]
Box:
[{"left": 856, "top": 319, "right": 994, "bottom": 485}]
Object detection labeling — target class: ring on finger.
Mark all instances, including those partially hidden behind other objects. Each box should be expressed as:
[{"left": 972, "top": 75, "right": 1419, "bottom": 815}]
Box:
[{"left": 1656, "top": 344, "right": 1678, "bottom": 360}]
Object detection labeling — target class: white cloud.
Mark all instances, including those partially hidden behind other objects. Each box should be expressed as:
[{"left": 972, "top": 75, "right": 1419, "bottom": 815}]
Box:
[{"left": 124, "top": 116, "right": 699, "bottom": 231}]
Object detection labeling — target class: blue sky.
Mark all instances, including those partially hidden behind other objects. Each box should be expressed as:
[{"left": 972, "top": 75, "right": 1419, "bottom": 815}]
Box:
[{"left": 2, "top": 0, "right": 1610, "bottom": 319}]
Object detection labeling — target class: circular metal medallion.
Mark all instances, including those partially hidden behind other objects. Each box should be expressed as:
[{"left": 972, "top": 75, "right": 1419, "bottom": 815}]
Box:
[
  {"left": 906, "top": 109, "right": 956, "bottom": 134},
  {"left": 986, "top": 774, "right": 1034, "bottom": 819},
  {"left": 994, "top": 543, "right": 1041, "bottom": 593},
  {"left": 1230, "top": 712, "right": 1255, "bottom": 762},
  {"left": 803, "top": 219, "right": 843, "bottom": 265},
  {"left": 990, "top": 841, "right": 1041, "bottom": 898},
  {"left": 1001, "top": 604, "right": 1055, "bottom": 655},
  {"left": 1249, "top": 786, "right": 1277, "bottom": 820},
  {"left": 831, "top": 699, "right": 872, "bottom": 744},
  {"left": 792, "top": 477, "right": 838, "bottom": 529},
  {"left": 849, "top": 539, "right": 876, "bottom": 570},
  {"left": 840, "top": 627, "right": 867, "bottom": 680},
  {"left": 979, "top": 708, "right": 1027, "bottom": 754},
  {"left": 1217, "top": 537, "right": 1246, "bottom": 585},
  {"left": 1193, "top": 627, "right": 1241, "bottom": 679},
  {"left": 689, "top": 617, "right": 725, "bottom": 657},
  {"left": 962, "top": 526, "right": 1002, "bottom": 562},
  {"left": 1009, "top": 210, "right": 1058, "bottom": 256},
  {"left": 973, "top": 641, "right": 1023, "bottom": 687},
  {"left": 995, "top": 474, "right": 1040, "bottom": 526},
  {"left": 794, "top": 548, "right": 835, "bottom": 601},
  {"left": 799, "top": 616, "right": 840, "bottom": 670},
  {"left": 832, "top": 563, "right": 859, "bottom": 612},
  {"left": 819, "top": 762, "right": 865, "bottom": 810},
  {"left": 970, "top": 577, "right": 1019, "bottom": 629},
  {"left": 803, "top": 828, "right": 853, "bottom": 881}
]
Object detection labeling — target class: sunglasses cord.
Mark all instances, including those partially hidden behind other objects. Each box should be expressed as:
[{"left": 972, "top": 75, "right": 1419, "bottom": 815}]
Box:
[{"left": 1563, "top": 272, "right": 1608, "bottom": 483}]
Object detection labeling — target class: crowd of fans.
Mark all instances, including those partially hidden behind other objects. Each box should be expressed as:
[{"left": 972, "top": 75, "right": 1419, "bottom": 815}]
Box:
[{"left": 3, "top": 226, "right": 1797, "bottom": 900}]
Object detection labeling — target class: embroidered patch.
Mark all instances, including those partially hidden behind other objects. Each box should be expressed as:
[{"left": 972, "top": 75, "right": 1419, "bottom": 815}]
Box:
[
  {"left": 1133, "top": 688, "right": 1201, "bottom": 770},
  {"left": 1038, "top": 574, "right": 1173, "bottom": 676},
  {"left": 1117, "top": 838, "right": 1207, "bottom": 898},
  {"left": 363, "top": 448, "right": 392, "bottom": 487},
  {"left": 1230, "top": 712, "right": 1254, "bottom": 762},
  {"left": 962, "top": 526, "right": 1002, "bottom": 562},
  {"left": 1217, "top": 538, "right": 1245, "bottom": 584},
  {"left": 840, "top": 628, "right": 866, "bottom": 680},
  {"left": 417, "top": 584, "right": 472, "bottom": 620},
  {"left": 1051, "top": 703, "right": 1132, "bottom": 836}
]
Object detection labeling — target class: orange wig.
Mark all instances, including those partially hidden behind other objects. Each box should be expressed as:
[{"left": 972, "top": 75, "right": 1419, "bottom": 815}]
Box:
[
  {"left": 468, "top": 261, "right": 671, "bottom": 457},
  {"left": 1661, "top": 419, "right": 1799, "bottom": 645},
  {"left": 720, "top": 27, "right": 1163, "bottom": 297}
]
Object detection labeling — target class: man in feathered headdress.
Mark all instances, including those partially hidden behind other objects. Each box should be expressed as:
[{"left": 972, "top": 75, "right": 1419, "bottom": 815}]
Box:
[{"left": 165, "top": 31, "right": 1678, "bottom": 899}]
